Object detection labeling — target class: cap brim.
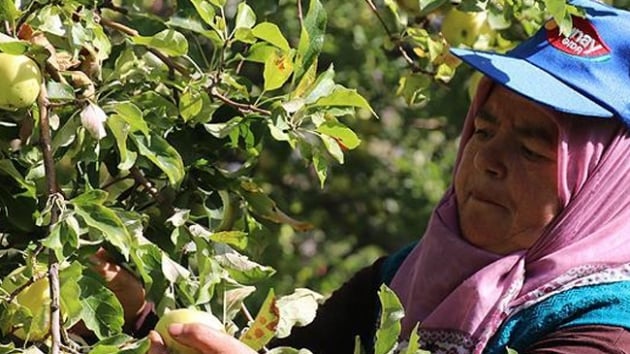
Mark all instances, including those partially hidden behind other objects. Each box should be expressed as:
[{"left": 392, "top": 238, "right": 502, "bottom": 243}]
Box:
[{"left": 451, "top": 47, "right": 614, "bottom": 118}]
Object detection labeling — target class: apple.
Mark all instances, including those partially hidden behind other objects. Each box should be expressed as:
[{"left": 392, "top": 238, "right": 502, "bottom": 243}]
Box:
[
  {"left": 155, "top": 308, "right": 225, "bottom": 354},
  {"left": 441, "top": 8, "right": 493, "bottom": 48},
  {"left": 0, "top": 53, "right": 42, "bottom": 111},
  {"left": 2, "top": 267, "right": 51, "bottom": 341}
]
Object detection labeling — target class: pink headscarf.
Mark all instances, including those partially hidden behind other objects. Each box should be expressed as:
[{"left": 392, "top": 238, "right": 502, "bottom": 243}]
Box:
[{"left": 390, "top": 78, "right": 630, "bottom": 353}]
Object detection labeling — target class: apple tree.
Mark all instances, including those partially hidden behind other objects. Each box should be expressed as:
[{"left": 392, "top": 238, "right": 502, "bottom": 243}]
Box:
[{"left": 1, "top": 0, "right": 627, "bottom": 353}]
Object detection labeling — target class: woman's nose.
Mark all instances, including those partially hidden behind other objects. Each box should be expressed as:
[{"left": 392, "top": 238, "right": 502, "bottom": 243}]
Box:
[{"left": 473, "top": 138, "right": 507, "bottom": 178}]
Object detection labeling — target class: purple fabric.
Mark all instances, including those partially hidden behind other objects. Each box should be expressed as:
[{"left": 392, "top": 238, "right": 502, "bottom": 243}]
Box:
[{"left": 390, "top": 78, "right": 630, "bottom": 352}]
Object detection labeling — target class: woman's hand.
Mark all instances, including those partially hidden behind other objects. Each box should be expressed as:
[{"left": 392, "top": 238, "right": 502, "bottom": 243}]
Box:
[
  {"left": 90, "top": 248, "right": 147, "bottom": 324},
  {"left": 148, "top": 324, "right": 257, "bottom": 354}
]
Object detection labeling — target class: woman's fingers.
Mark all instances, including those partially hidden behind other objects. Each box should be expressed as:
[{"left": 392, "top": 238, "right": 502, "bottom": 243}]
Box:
[
  {"left": 169, "top": 324, "right": 257, "bottom": 354},
  {"left": 148, "top": 330, "right": 169, "bottom": 354}
]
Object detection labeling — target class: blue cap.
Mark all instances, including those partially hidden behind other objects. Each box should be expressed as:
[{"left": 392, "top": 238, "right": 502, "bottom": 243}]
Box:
[{"left": 450, "top": 0, "right": 630, "bottom": 126}]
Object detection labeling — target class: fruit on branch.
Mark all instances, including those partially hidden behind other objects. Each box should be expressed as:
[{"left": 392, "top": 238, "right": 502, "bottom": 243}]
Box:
[
  {"left": 0, "top": 53, "right": 42, "bottom": 111},
  {"left": 155, "top": 309, "right": 225, "bottom": 354},
  {"left": 441, "top": 8, "right": 493, "bottom": 47},
  {"left": 2, "top": 267, "right": 52, "bottom": 341}
]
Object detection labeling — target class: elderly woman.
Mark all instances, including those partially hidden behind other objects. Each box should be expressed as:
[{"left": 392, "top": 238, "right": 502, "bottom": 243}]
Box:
[{"left": 147, "top": 0, "right": 630, "bottom": 352}]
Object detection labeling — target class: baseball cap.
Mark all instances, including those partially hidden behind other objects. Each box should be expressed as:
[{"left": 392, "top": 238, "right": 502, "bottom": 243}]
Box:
[{"left": 450, "top": 0, "right": 630, "bottom": 126}]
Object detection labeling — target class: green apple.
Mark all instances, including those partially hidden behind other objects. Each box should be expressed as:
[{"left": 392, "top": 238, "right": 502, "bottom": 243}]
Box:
[
  {"left": 441, "top": 8, "right": 493, "bottom": 47},
  {"left": 155, "top": 308, "right": 225, "bottom": 354},
  {"left": 2, "top": 267, "right": 51, "bottom": 341},
  {"left": 0, "top": 53, "right": 42, "bottom": 111}
]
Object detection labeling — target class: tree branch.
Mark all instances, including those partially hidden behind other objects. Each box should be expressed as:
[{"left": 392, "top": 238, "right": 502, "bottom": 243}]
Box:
[
  {"left": 363, "top": 0, "right": 437, "bottom": 76},
  {"left": 99, "top": 18, "right": 190, "bottom": 76},
  {"left": 38, "top": 75, "right": 63, "bottom": 354}
]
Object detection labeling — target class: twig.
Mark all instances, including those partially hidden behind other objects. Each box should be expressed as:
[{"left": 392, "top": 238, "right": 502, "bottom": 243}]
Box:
[
  {"left": 38, "top": 73, "right": 63, "bottom": 354},
  {"left": 3, "top": 21, "right": 11, "bottom": 36},
  {"left": 99, "top": 18, "right": 189, "bottom": 76},
  {"left": 101, "top": 16, "right": 269, "bottom": 116},
  {"left": 129, "top": 167, "right": 170, "bottom": 208},
  {"left": 100, "top": 0, "right": 129, "bottom": 15},
  {"left": 297, "top": 0, "right": 304, "bottom": 31},
  {"left": 363, "top": 0, "right": 438, "bottom": 76},
  {"left": 210, "top": 88, "right": 271, "bottom": 116}
]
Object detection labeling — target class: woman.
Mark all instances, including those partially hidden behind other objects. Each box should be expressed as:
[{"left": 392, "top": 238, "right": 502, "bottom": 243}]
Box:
[{"left": 148, "top": 0, "right": 630, "bottom": 352}]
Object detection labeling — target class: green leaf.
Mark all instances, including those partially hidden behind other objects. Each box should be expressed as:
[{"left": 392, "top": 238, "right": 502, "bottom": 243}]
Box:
[
  {"left": 71, "top": 189, "right": 109, "bottom": 205},
  {"left": 131, "top": 133, "right": 185, "bottom": 186},
  {"left": 209, "top": 0, "right": 226, "bottom": 6},
  {"left": 72, "top": 197, "right": 133, "bottom": 259},
  {"left": 59, "top": 262, "right": 84, "bottom": 327},
  {"left": 209, "top": 230, "right": 248, "bottom": 250},
  {"left": 90, "top": 334, "right": 150, "bottom": 354},
  {"left": 403, "top": 323, "right": 428, "bottom": 354},
  {"left": 263, "top": 50, "right": 294, "bottom": 91},
  {"left": 303, "top": 65, "right": 335, "bottom": 103},
  {"left": 313, "top": 86, "right": 376, "bottom": 116},
  {"left": 215, "top": 251, "right": 276, "bottom": 284},
  {"left": 319, "top": 134, "right": 344, "bottom": 164},
  {"left": 46, "top": 81, "right": 76, "bottom": 101},
  {"left": 0, "top": 159, "right": 36, "bottom": 197},
  {"left": 190, "top": 0, "right": 216, "bottom": 26},
  {"left": 41, "top": 216, "right": 80, "bottom": 261},
  {"left": 246, "top": 43, "right": 276, "bottom": 63},
  {"left": 110, "top": 102, "right": 150, "bottom": 136},
  {"left": 506, "top": 347, "right": 520, "bottom": 354},
  {"left": 0, "top": 0, "right": 20, "bottom": 25},
  {"left": 396, "top": 73, "right": 431, "bottom": 105},
  {"left": 107, "top": 115, "right": 138, "bottom": 171},
  {"left": 312, "top": 150, "right": 328, "bottom": 188},
  {"left": 252, "top": 22, "right": 290, "bottom": 52},
  {"left": 419, "top": 0, "right": 448, "bottom": 15},
  {"left": 0, "top": 34, "right": 28, "bottom": 54},
  {"left": 78, "top": 274, "right": 125, "bottom": 339},
  {"left": 374, "top": 284, "right": 405, "bottom": 354},
  {"left": 235, "top": 2, "right": 256, "bottom": 30},
  {"left": 316, "top": 121, "right": 361, "bottom": 150},
  {"left": 295, "top": 0, "right": 327, "bottom": 83},
  {"left": 131, "top": 29, "right": 189, "bottom": 57}
]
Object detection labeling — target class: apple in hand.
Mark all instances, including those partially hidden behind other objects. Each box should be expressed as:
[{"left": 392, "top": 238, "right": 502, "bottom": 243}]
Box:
[
  {"left": 155, "top": 308, "right": 225, "bottom": 354},
  {"left": 0, "top": 53, "right": 42, "bottom": 111}
]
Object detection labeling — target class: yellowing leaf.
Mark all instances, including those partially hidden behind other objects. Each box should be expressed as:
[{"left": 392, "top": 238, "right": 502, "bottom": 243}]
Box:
[
  {"left": 263, "top": 50, "right": 294, "bottom": 91},
  {"left": 316, "top": 121, "right": 361, "bottom": 150},
  {"left": 240, "top": 289, "right": 279, "bottom": 351}
]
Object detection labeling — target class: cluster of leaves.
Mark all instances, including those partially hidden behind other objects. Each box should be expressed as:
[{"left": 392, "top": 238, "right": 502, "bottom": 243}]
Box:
[
  {"left": 1, "top": 0, "right": 629, "bottom": 353},
  {"left": 0, "top": 0, "right": 380, "bottom": 352}
]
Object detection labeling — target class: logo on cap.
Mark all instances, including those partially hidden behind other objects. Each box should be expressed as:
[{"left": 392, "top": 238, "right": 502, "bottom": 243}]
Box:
[{"left": 545, "top": 16, "right": 610, "bottom": 59}]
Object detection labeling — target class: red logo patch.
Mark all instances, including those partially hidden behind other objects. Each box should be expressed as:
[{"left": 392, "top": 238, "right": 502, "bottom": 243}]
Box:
[{"left": 545, "top": 16, "right": 610, "bottom": 58}]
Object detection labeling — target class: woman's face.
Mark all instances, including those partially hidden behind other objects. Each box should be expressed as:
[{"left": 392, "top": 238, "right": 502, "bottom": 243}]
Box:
[{"left": 455, "top": 85, "right": 562, "bottom": 254}]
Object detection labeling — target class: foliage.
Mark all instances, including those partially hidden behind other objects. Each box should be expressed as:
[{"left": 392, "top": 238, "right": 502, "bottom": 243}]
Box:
[{"left": 0, "top": 0, "right": 628, "bottom": 353}]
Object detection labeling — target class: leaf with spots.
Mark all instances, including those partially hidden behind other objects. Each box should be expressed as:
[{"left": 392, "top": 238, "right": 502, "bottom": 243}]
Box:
[{"left": 240, "top": 289, "right": 279, "bottom": 351}]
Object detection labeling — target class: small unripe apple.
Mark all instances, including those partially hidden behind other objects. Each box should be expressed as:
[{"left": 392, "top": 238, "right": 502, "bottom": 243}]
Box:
[
  {"left": 0, "top": 53, "right": 42, "bottom": 111},
  {"left": 441, "top": 8, "right": 493, "bottom": 47},
  {"left": 155, "top": 309, "right": 224, "bottom": 354},
  {"left": 2, "top": 267, "right": 51, "bottom": 341}
]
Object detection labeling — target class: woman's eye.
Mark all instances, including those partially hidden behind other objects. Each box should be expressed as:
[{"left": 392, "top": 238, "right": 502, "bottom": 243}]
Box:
[
  {"left": 473, "top": 128, "right": 490, "bottom": 139},
  {"left": 521, "top": 146, "right": 544, "bottom": 160}
]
